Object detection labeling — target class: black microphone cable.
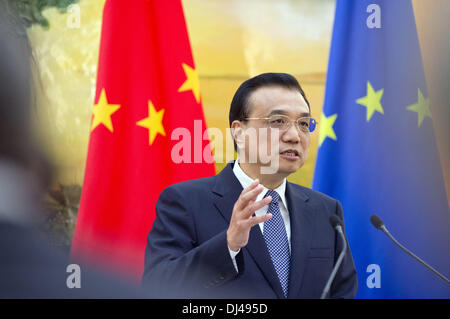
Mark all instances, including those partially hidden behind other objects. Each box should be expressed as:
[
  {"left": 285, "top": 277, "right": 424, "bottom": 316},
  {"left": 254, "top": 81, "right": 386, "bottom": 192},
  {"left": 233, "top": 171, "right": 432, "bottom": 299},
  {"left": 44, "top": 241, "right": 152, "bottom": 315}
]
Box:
[{"left": 370, "top": 214, "right": 450, "bottom": 285}]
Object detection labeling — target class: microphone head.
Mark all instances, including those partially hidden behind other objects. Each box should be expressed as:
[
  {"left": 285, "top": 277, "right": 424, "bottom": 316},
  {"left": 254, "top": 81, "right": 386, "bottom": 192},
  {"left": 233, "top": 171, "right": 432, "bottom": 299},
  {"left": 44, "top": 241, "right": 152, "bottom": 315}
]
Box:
[
  {"left": 329, "top": 215, "right": 343, "bottom": 229},
  {"left": 370, "top": 214, "right": 385, "bottom": 230}
]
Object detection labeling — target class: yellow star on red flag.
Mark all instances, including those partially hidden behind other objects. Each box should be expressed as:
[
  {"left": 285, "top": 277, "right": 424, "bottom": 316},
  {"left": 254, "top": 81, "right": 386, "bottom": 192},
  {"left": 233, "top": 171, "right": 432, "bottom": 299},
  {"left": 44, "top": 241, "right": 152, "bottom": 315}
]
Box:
[
  {"left": 91, "top": 88, "right": 121, "bottom": 132},
  {"left": 178, "top": 63, "right": 201, "bottom": 103},
  {"left": 137, "top": 100, "right": 166, "bottom": 145}
]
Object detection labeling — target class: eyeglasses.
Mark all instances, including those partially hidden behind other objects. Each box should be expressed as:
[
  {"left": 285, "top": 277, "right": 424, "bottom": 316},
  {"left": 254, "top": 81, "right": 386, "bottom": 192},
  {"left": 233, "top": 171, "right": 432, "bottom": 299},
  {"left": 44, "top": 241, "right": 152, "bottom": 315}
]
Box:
[{"left": 244, "top": 114, "right": 318, "bottom": 133}]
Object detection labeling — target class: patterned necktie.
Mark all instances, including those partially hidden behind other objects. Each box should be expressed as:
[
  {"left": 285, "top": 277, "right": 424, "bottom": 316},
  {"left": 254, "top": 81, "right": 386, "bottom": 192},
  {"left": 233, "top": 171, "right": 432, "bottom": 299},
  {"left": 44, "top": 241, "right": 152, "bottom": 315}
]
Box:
[{"left": 263, "top": 189, "right": 291, "bottom": 297}]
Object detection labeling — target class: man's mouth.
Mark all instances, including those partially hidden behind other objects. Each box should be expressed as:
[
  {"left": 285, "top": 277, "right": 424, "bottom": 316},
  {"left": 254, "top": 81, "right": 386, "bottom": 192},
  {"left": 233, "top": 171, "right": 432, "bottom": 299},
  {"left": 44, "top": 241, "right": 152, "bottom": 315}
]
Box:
[{"left": 280, "top": 149, "right": 300, "bottom": 159}]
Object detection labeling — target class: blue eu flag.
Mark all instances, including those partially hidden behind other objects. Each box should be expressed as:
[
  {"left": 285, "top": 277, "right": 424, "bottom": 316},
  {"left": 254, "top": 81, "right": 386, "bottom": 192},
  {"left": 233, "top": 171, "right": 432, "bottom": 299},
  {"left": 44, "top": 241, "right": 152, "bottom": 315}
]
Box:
[{"left": 313, "top": 0, "right": 450, "bottom": 298}]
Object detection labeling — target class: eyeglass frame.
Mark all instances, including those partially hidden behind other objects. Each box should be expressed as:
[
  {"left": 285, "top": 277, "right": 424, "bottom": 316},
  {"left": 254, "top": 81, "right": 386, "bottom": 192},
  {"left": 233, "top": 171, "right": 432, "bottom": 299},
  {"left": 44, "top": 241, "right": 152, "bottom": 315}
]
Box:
[{"left": 242, "top": 114, "right": 318, "bottom": 133}]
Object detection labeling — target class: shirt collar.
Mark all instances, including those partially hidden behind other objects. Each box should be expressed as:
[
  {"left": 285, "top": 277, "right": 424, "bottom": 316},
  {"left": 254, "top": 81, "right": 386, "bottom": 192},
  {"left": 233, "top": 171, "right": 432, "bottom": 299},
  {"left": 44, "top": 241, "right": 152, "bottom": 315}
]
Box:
[{"left": 232, "top": 159, "right": 288, "bottom": 210}]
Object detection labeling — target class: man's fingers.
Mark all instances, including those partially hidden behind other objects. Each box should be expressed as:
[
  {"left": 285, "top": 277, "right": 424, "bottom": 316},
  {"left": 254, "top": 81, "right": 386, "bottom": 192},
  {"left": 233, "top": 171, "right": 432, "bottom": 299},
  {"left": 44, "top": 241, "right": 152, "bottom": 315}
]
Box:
[
  {"left": 236, "top": 183, "right": 264, "bottom": 209},
  {"left": 241, "top": 179, "right": 259, "bottom": 196},
  {"left": 243, "top": 185, "right": 264, "bottom": 201},
  {"left": 238, "top": 179, "right": 259, "bottom": 203},
  {"left": 242, "top": 196, "right": 272, "bottom": 218},
  {"left": 247, "top": 213, "right": 272, "bottom": 228}
]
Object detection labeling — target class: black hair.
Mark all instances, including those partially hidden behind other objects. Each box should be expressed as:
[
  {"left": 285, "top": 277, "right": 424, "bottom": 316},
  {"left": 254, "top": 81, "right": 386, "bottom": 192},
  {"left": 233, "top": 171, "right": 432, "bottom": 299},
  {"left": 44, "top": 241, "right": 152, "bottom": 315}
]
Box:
[{"left": 229, "top": 72, "right": 310, "bottom": 151}]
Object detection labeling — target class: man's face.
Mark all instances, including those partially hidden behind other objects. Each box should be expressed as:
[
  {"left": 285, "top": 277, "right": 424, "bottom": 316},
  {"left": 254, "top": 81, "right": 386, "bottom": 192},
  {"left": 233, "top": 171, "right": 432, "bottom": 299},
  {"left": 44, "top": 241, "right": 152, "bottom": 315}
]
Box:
[{"left": 236, "top": 86, "right": 311, "bottom": 177}]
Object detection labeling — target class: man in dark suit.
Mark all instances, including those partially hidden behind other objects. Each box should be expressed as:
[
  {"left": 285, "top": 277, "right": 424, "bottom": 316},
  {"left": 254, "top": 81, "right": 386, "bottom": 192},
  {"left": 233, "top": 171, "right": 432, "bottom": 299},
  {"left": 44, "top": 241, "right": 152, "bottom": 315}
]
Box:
[{"left": 143, "top": 73, "right": 357, "bottom": 298}]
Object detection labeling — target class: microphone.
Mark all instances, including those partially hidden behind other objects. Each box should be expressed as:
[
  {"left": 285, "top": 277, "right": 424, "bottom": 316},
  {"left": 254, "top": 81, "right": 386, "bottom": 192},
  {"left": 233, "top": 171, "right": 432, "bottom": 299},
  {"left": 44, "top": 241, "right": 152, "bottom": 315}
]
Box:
[
  {"left": 320, "top": 215, "right": 347, "bottom": 299},
  {"left": 370, "top": 214, "right": 450, "bottom": 285}
]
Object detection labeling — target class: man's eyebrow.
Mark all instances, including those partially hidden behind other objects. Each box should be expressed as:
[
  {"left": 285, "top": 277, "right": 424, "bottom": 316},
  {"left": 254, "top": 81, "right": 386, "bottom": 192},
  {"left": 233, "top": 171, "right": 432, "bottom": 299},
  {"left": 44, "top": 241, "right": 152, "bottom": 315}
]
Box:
[
  {"left": 267, "top": 109, "right": 288, "bottom": 116},
  {"left": 267, "top": 109, "right": 311, "bottom": 117}
]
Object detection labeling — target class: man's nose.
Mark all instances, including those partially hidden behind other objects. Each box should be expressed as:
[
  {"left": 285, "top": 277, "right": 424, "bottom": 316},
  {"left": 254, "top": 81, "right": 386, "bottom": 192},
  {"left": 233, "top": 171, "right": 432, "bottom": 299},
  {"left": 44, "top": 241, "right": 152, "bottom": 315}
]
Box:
[{"left": 281, "top": 123, "right": 301, "bottom": 143}]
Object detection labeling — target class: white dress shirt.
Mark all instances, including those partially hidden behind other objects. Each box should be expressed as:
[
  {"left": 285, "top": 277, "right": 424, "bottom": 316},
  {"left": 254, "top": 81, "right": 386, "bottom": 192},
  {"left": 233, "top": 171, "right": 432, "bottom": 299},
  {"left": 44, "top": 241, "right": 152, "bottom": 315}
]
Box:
[{"left": 228, "top": 159, "right": 291, "bottom": 273}]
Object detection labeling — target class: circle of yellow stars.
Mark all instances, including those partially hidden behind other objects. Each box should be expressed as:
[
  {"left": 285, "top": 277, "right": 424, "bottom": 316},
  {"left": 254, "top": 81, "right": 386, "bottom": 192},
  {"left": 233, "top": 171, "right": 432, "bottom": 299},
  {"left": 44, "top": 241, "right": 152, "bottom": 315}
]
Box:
[
  {"left": 319, "top": 81, "right": 432, "bottom": 148},
  {"left": 90, "top": 62, "right": 200, "bottom": 146}
]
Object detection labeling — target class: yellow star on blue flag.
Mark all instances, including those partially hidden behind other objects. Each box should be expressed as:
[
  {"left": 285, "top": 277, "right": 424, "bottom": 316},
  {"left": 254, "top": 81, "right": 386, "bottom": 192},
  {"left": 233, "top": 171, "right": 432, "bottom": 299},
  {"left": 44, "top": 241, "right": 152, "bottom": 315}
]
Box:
[
  {"left": 407, "top": 89, "right": 431, "bottom": 127},
  {"left": 356, "top": 81, "right": 384, "bottom": 122}
]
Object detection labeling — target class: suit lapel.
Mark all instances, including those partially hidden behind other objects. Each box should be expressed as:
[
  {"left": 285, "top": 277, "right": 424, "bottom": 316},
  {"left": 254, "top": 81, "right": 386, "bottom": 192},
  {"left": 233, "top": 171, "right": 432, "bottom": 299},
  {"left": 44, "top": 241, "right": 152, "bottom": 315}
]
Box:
[
  {"left": 212, "top": 162, "right": 286, "bottom": 299},
  {"left": 286, "top": 182, "right": 313, "bottom": 298}
]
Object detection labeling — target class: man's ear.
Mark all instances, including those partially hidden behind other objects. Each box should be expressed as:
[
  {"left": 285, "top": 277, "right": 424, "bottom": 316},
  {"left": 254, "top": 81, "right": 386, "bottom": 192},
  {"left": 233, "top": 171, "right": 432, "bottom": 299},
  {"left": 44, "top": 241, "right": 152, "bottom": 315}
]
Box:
[{"left": 231, "top": 120, "right": 244, "bottom": 150}]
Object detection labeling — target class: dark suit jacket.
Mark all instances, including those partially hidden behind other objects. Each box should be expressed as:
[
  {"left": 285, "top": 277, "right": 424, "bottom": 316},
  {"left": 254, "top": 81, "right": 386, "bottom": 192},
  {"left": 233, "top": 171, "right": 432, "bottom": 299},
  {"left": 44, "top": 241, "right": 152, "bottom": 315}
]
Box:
[{"left": 142, "top": 161, "right": 357, "bottom": 298}]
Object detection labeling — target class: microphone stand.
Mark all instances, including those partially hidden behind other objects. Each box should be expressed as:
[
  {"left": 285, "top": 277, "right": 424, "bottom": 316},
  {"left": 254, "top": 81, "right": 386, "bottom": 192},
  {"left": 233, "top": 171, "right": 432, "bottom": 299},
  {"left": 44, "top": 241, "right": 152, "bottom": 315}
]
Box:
[{"left": 320, "top": 224, "right": 347, "bottom": 299}]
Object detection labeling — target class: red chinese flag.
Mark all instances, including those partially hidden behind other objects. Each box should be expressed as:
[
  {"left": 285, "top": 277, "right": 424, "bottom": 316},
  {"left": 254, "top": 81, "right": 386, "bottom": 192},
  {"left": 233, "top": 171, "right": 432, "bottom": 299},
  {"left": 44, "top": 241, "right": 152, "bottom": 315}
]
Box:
[{"left": 71, "top": 0, "right": 216, "bottom": 281}]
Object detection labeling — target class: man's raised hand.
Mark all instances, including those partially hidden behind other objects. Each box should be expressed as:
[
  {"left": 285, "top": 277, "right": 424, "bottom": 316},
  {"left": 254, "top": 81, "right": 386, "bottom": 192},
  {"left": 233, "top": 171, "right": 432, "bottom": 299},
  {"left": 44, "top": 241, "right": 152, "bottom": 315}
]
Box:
[{"left": 226, "top": 179, "right": 273, "bottom": 252}]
